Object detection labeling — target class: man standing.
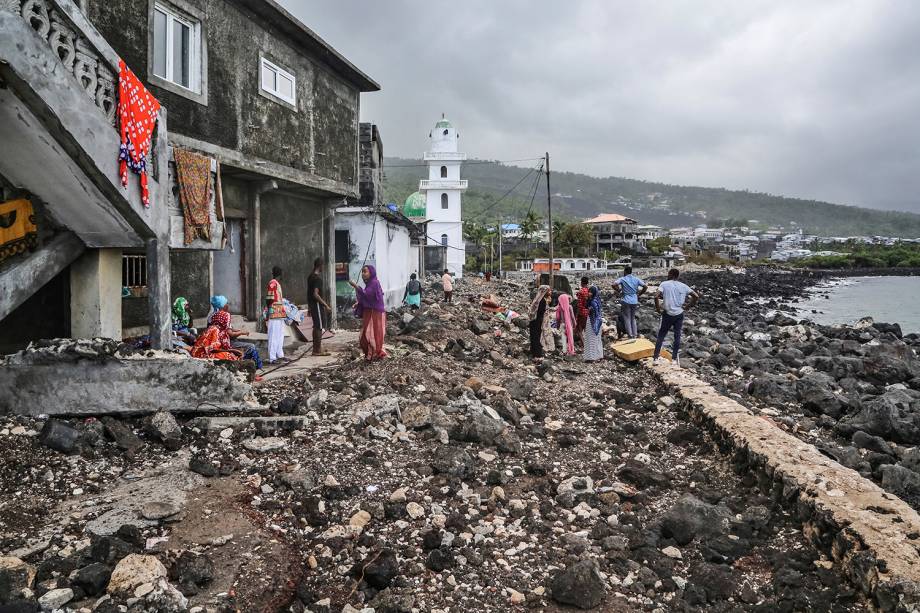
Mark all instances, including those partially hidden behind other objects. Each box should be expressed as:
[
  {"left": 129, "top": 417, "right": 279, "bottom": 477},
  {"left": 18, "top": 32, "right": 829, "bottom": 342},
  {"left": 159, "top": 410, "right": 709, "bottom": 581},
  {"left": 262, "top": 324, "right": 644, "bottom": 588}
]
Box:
[
  {"left": 307, "top": 257, "right": 332, "bottom": 356},
  {"left": 442, "top": 269, "right": 453, "bottom": 303},
  {"left": 574, "top": 276, "right": 590, "bottom": 349},
  {"left": 653, "top": 268, "right": 699, "bottom": 367},
  {"left": 613, "top": 266, "right": 647, "bottom": 339}
]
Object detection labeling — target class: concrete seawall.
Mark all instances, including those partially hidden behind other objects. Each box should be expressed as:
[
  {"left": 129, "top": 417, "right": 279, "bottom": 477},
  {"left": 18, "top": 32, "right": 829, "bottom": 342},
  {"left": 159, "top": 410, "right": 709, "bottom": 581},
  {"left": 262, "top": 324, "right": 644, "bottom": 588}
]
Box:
[{"left": 645, "top": 361, "right": 920, "bottom": 612}]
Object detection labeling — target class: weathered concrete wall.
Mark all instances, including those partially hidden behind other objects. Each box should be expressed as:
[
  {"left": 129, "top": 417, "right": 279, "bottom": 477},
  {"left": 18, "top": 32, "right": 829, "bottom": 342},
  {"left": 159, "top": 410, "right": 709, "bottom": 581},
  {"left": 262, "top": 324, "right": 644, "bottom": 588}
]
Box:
[
  {"left": 0, "top": 340, "right": 256, "bottom": 416},
  {"left": 647, "top": 362, "right": 920, "bottom": 611},
  {"left": 259, "top": 192, "right": 324, "bottom": 305},
  {"left": 85, "top": 0, "right": 360, "bottom": 192},
  {"left": 170, "top": 250, "right": 212, "bottom": 322}
]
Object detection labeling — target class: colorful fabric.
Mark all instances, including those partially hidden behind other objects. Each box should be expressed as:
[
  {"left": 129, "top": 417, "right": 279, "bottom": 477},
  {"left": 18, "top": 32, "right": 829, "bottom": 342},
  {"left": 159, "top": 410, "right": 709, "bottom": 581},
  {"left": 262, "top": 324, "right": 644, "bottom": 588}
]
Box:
[
  {"left": 588, "top": 286, "right": 603, "bottom": 336},
  {"left": 359, "top": 309, "right": 389, "bottom": 360},
  {"left": 583, "top": 320, "right": 604, "bottom": 361},
  {"left": 191, "top": 326, "right": 239, "bottom": 361},
  {"left": 575, "top": 286, "right": 590, "bottom": 320},
  {"left": 118, "top": 60, "right": 160, "bottom": 207},
  {"left": 172, "top": 297, "right": 190, "bottom": 327},
  {"left": 0, "top": 199, "right": 38, "bottom": 264},
  {"left": 214, "top": 162, "right": 225, "bottom": 221},
  {"left": 173, "top": 147, "right": 212, "bottom": 244},
  {"left": 555, "top": 293, "right": 576, "bottom": 356},
  {"left": 529, "top": 285, "right": 551, "bottom": 319},
  {"left": 355, "top": 265, "right": 386, "bottom": 314},
  {"left": 210, "top": 309, "right": 232, "bottom": 347}
]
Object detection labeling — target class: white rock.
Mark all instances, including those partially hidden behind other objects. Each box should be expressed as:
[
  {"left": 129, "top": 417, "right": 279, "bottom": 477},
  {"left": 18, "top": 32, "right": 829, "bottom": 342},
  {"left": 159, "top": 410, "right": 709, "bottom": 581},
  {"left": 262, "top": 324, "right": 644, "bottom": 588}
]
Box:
[
  {"left": 661, "top": 546, "right": 682, "bottom": 559},
  {"left": 389, "top": 488, "right": 407, "bottom": 502},
  {"left": 406, "top": 502, "right": 425, "bottom": 519},
  {"left": 38, "top": 587, "right": 73, "bottom": 610},
  {"left": 108, "top": 555, "right": 167, "bottom": 596},
  {"left": 242, "top": 437, "right": 286, "bottom": 453}
]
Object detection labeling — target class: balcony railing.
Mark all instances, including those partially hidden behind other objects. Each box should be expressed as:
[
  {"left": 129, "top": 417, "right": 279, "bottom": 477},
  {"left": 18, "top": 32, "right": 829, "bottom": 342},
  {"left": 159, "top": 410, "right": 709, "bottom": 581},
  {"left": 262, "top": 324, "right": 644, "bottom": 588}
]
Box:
[
  {"left": 419, "top": 179, "right": 468, "bottom": 190},
  {"left": 423, "top": 152, "right": 467, "bottom": 161},
  {"left": 15, "top": 0, "right": 118, "bottom": 125}
]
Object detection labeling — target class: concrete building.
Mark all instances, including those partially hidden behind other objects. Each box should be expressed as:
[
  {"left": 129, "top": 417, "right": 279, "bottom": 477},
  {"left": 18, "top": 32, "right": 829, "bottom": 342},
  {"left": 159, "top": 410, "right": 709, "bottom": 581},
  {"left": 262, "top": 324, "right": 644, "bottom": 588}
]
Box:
[
  {"left": 86, "top": 0, "right": 377, "bottom": 325},
  {"left": 583, "top": 213, "right": 640, "bottom": 252},
  {"left": 1, "top": 0, "right": 379, "bottom": 350},
  {"left": 420, "top": 115, "right": 467, "bottom": 277}
]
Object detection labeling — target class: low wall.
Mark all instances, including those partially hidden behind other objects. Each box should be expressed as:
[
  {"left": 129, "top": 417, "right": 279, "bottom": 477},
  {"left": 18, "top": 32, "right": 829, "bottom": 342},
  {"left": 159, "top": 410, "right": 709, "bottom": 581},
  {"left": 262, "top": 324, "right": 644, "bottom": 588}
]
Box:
[
  {"left": 0, "top": 339, "right": 257, "bottom": 416},
  {"left": 647, "top": 362, "right": 920, "bottom": 611}
]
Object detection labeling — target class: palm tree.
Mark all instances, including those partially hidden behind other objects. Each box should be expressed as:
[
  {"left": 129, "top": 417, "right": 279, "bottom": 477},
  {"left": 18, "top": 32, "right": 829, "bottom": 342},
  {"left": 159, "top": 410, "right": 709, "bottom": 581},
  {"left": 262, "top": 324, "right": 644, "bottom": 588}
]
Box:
[
  {"left": 519, "top": 210, "right": 542, "bottom": 256},
  {"left": 463, "top": 221, "right": 489, "bottom": 270}
]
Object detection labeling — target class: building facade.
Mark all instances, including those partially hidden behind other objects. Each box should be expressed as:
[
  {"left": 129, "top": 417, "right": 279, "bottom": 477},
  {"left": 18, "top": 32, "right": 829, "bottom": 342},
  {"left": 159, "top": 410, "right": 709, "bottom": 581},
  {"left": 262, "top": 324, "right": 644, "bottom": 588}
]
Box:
[
  {"left": 420, "top": 115, "right": 467, "bottom": 277},
  {"left": 583, "top": 213, "right": 640, "bottom": 252},
  {"left": 85, "top": 0, "right": 379, "bottom": 325}
]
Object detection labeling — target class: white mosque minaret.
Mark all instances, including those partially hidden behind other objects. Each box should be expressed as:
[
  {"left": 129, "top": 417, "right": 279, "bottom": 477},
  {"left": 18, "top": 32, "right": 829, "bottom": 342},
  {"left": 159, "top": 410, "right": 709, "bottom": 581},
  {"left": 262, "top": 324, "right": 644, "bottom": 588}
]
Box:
[{"left": 420, "top": 114, "right": 467, "bottom": 277}]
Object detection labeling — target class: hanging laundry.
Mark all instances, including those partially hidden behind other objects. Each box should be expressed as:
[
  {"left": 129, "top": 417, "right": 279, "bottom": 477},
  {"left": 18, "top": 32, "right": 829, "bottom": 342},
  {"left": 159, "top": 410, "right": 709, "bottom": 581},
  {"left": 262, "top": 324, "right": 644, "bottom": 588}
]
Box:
[
  {"left": 118, "top": 59, "right": 161, "bottom": 207},
  {"left": 0, "top": 199, "right": 38, "bottom": 264},
  {"left": 173, "top": 147, "right": 212, "bottom": 244}
]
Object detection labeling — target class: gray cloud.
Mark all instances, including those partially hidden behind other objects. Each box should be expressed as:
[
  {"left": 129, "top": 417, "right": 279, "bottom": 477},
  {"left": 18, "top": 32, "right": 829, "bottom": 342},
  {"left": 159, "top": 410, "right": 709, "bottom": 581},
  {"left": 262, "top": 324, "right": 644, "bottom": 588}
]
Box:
[{"left": 280, "top": 0, "right": 920, "bottom": 212}]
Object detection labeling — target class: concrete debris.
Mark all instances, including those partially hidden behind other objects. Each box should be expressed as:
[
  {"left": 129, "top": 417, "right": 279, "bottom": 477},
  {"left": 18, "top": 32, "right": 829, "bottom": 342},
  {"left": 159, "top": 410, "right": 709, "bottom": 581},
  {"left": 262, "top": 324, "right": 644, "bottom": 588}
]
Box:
[{"left": 0, "top": 273, "right": 894, "bottom": 611}]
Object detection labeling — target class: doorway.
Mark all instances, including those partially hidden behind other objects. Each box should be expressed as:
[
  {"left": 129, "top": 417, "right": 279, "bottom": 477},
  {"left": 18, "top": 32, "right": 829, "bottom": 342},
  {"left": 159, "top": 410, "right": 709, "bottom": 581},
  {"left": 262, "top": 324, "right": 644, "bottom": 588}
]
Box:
[{"left": 213, "top": 218, "right": 246, "bottom": 314}]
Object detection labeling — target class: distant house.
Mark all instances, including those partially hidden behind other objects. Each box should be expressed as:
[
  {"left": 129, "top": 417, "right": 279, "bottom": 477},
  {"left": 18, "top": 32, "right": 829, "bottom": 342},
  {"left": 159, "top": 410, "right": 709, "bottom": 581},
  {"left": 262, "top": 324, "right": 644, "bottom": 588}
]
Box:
[
  {"left": 583, "top": 213, "right": 640, "bottom": 251},
  {"left": 517, "top": 257, "right": 607, "bottom": 273}
]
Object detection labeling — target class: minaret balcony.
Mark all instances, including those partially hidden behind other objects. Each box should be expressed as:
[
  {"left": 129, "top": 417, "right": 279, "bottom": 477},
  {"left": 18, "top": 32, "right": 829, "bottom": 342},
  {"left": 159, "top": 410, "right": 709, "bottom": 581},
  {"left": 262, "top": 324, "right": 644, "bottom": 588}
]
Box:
[
  {"left": 420, "top": 179, "right": 468, "bottom": 190},
  {"left": 423, "top": 152, "right": 468, "bottom": 162}
]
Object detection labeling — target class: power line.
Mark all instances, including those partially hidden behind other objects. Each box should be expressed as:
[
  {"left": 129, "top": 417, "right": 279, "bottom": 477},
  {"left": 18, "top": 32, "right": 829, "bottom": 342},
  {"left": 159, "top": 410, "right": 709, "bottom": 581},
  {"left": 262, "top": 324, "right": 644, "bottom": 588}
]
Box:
[{"left": 384, "top": 157, "right": 544, "bottom": 169}]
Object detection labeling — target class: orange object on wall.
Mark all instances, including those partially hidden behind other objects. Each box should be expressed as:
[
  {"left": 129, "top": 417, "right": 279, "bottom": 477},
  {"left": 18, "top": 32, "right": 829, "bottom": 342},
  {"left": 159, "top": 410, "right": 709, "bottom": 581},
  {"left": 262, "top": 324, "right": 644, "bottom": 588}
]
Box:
[
  {"left": 532, "top": 261, "right": 561, "bottom": 273},
  {"left": 0, "top": 199, "right": 38, "bottom": 264}
]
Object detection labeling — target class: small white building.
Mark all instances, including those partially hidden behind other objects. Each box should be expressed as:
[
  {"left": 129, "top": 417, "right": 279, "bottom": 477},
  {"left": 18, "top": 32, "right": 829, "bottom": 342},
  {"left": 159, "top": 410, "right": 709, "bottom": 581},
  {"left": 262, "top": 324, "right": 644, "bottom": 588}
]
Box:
[
  {"left": 335, "top": 207, "right": 421, "bottom": 309},
  {"left": 517, "top": 257, "right": 607, "bottom": 273},
  {"left": 420, "top": 115, "right": 467, "bottom": 278}
]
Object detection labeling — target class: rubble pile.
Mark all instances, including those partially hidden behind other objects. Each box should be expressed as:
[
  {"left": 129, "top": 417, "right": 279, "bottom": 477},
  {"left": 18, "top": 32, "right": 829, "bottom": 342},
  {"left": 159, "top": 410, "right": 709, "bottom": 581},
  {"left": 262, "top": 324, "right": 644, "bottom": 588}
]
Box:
[
  {"left": 0, "top": 276, "right": 867, "bottom": 611},
  {"left": 642, "top": 268, "right": 920, "bottom": 510}
]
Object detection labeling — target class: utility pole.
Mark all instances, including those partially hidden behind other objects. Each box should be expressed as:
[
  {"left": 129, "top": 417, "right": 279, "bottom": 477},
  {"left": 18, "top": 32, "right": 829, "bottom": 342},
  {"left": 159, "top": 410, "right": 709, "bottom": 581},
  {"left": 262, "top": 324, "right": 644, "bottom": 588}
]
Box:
[
  {"left": 497, "top": 215, "right": 503, "bottom": 281},
  {"left": 545, "top": 152, "right": 553, "bottom": 290}
]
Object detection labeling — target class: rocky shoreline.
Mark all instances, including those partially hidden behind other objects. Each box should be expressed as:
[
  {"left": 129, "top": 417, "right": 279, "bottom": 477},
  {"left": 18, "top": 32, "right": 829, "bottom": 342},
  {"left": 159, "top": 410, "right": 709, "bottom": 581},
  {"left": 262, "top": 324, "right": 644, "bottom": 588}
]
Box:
[
  {"left": 0, "top": 273, "right": 874, "bottom": 612},
  {"left": 636, "top": 267, "right": 920, "bottom": 512}
]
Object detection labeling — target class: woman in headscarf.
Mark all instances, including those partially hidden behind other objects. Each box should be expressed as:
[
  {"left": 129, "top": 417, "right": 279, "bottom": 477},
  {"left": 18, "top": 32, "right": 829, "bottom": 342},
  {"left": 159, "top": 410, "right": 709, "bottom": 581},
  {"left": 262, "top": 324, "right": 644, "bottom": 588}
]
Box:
[
  {"left": 195, "top": 297, "right": 264, "bottom": 380},
  {"left": 583, "top": 285, "right": 604, "bottom": 362},
  {"left": 349, "top": 265, "right": 388, "bottom": 361},
  {"left": 265, "top": 266, "right": 287, "bottom": 364},
  {"left": 171, "top": 296, "right": 196, "bottom": 345},
  {"left": 555, "top": 293, "right": 577, "bottom": 356},
  {"left": 528, "top": 284, "right": 551, "bottom": 362}
]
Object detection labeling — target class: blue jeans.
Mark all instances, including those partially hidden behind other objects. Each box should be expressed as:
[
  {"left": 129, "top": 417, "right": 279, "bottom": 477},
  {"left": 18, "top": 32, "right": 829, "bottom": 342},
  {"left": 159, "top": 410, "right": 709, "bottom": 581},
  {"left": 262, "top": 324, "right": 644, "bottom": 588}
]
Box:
[{"left": 654, "top": 312, "right": 684, "bottom": 359}]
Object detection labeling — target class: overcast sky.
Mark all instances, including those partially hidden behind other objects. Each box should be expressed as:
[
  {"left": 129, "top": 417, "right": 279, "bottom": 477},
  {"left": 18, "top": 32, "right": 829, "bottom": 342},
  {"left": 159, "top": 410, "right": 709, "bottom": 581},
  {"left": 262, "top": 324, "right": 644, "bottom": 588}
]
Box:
[{"left": 280, "top": 0, "right": 920, "bottom": 213}]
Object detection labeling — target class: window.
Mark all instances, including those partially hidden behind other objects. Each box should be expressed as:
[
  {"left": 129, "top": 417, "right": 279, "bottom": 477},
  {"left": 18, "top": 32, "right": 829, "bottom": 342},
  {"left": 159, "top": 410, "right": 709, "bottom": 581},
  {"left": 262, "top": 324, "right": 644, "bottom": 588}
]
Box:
[
  {"left": 441, "top": 193, "right": 448, "bottom": 209},
  {"left": 440, "top": 166, "right": 447, "bottom": 178},
  {"left": 260, "top": 57, "right": 296, "bottom": 105},
  {"left": 440, "top": 234, "right": 448, "bottom": 247},
  {"left": 152, "top": 3, "right": 200, "bottom": 92},
  {"left": 122, "top": 254, "right": 148, "bottom": 296}
]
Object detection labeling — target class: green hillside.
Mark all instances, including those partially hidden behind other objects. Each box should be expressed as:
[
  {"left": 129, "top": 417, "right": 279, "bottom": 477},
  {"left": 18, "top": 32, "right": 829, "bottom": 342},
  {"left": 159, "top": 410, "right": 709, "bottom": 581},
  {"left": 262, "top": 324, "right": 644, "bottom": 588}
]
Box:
[{"left": 382, "top": 157, "right": 920, "bottom": 237}]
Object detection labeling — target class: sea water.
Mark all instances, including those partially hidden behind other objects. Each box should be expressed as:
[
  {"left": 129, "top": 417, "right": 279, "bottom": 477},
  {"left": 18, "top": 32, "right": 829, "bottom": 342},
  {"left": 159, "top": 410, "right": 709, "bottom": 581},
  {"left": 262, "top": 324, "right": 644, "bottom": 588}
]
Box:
[{"left": 794, "top": 276, "right": 920, "bottom": 334}]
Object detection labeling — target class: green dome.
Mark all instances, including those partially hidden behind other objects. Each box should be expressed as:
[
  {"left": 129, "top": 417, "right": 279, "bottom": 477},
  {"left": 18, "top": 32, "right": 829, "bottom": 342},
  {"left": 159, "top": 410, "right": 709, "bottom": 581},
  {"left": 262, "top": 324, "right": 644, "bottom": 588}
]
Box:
[
  {"left": 403, "top": 191, "right": 426, "bottom": 218},
  {"left": 435, "top": 118, "right": 452, "bottom": 129}
]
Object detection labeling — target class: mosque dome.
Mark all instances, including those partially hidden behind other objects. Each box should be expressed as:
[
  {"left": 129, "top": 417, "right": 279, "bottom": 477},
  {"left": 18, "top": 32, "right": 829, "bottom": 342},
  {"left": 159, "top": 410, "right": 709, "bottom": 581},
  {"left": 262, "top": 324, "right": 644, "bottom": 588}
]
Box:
[
  {"left": 403, "top": 191, "right": 427, "bottom": 218},
  {"left": 435, "top": 117, "right": 452, "bottom": 129}
]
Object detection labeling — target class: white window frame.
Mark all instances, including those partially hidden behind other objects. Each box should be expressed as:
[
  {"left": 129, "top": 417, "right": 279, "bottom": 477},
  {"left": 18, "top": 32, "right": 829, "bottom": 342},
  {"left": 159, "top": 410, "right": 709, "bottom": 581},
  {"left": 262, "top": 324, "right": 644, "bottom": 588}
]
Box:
[
  {"left": 152, "top": 2, "right": 201, "bottom": 93},
  {"left": 259, "top": 57, "right": 297, "bottom": 106}
]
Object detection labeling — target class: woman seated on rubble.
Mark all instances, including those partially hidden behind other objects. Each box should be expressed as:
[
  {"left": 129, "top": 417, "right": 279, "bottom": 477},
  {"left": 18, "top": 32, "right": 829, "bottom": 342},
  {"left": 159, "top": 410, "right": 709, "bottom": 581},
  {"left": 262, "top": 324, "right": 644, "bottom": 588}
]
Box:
[
  {"left": 583, "top": 286, "right": 604, "bottom": 362},
  {"left": 193, "top": 296, "right": 264, "bottom": 379},
  {"left": 528, "top": 285, "right": 551, "bottom": 362},
  {"left": 171, "top": 296, "right": 197, "bottom": 340},
  {"left": 349, "top": 265, "right": 388, "bottom": 361}
]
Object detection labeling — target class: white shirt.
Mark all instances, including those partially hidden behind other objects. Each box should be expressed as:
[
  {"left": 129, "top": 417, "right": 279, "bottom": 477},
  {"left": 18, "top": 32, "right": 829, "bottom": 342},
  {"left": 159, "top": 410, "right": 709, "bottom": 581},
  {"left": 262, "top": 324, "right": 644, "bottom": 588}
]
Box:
[{"left": 659, "top": 280, "right": 692, "bottom": 316}]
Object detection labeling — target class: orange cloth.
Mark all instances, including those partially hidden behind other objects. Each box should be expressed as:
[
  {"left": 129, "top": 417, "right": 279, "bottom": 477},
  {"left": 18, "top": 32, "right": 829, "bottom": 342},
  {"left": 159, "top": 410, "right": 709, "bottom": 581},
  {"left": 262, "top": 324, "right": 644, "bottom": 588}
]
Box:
[
  {"left": 190, "top": 326, "right": 239, "bottom": 361},
  {"left": 266, "top": 279, "right": 286, "bottom": 319},
  {"left": 0, "top": 199, "right": 38, "bottom": 264},
  {"left": 359, "top": 310, "right": 388, "bottom": 361}
]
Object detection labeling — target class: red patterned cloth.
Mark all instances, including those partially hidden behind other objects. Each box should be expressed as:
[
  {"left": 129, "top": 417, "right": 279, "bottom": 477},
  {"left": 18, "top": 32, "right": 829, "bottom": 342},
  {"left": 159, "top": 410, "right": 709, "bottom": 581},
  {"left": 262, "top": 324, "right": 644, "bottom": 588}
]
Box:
[
  {"left": 118, "top": 60, "right": 160, "bottom": 207},
  {"left": 210, "top": 309, "right": 232, "bottom": 346}
]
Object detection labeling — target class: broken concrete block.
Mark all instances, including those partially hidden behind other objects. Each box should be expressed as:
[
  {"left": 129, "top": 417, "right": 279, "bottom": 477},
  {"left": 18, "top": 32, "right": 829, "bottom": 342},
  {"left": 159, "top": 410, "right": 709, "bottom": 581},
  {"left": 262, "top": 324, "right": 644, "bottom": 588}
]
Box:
[
  {"left": 39, "top": 419, "right": 81, "bottom": 454},
  {"left": 0, "top": 341, "right": 256, "bottom": 416},
  {"left": 611, "top": 338, "right": 670, "bottom": 361},
  {"left": 145, "top": 412, "right": 182, "bottom": 451}
]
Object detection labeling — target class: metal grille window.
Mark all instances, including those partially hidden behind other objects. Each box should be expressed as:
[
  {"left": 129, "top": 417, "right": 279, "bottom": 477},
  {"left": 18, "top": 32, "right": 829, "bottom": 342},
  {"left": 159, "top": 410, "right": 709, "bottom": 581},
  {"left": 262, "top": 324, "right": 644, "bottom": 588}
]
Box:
[{"left": 122, "top": 254, "right": 148, "bottom": 289}]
